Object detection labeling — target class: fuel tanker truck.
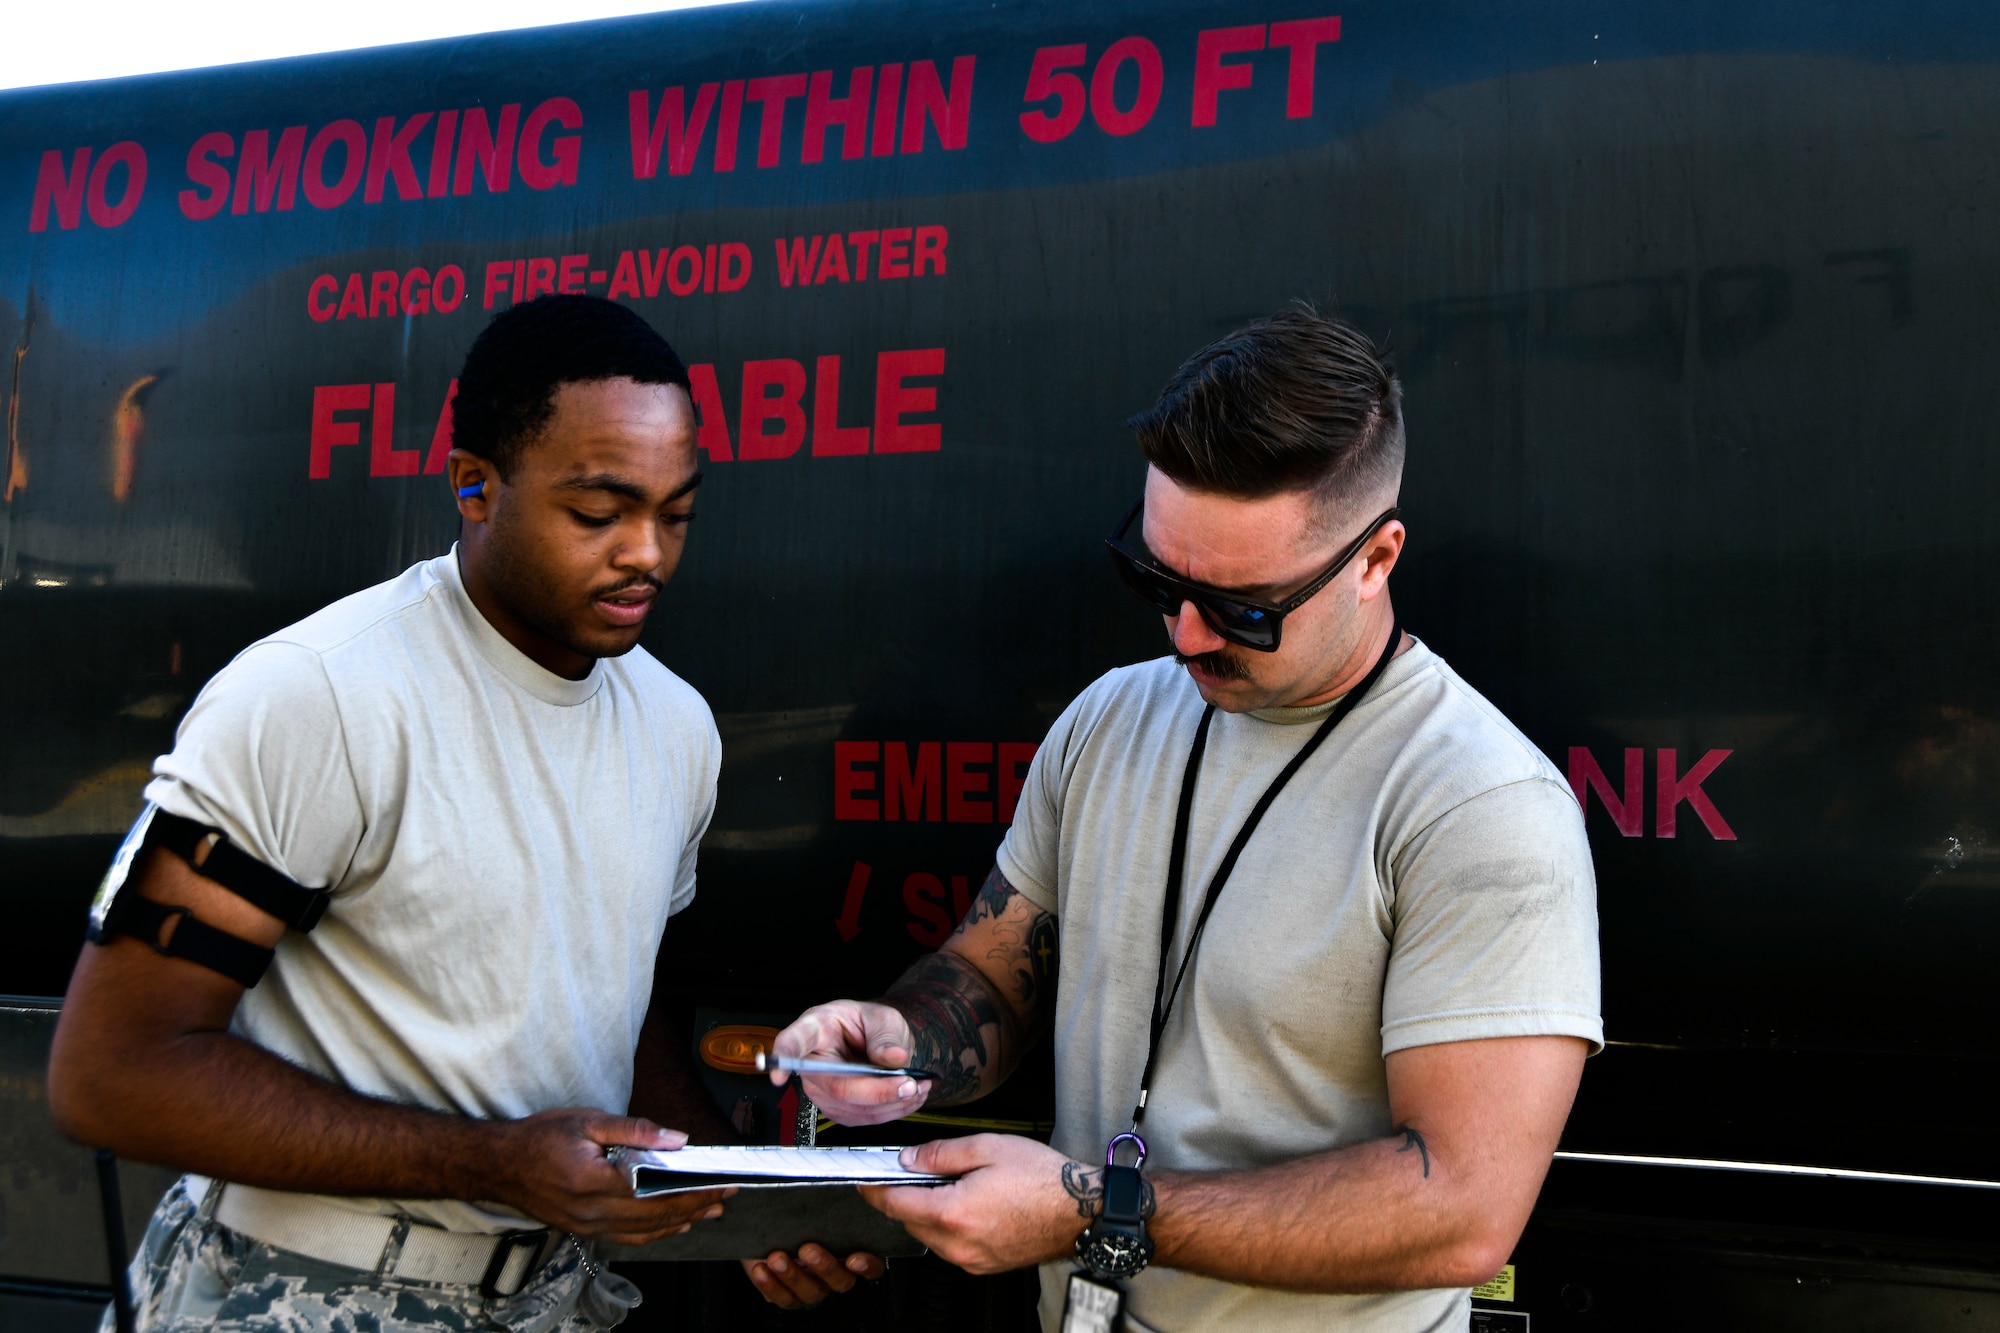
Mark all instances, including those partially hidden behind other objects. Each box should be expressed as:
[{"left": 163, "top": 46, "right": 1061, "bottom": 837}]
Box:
[{"left": 3, "top": 0, "right": 1999, "bottom": 1327}]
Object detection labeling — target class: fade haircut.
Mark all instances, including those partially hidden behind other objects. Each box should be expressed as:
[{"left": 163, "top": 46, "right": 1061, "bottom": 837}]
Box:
[
  {"left": 452, "top": 294, "right": 690, "bottom": 477},
  {"left": 1129, "top": 307, "right": 1404, "bottom": 526}
]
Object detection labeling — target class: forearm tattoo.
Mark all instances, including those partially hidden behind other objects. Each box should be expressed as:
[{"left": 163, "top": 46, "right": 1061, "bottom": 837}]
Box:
[
  {"left": 1396, "top": 1125, "right": 1432, "bottom": 1178},
  {"left": 1061, "top": 1162, "right": 1157, "bottom": 1220},
  {"left": 884, "top": 950, "right": 1011, "bottom": 1105}
]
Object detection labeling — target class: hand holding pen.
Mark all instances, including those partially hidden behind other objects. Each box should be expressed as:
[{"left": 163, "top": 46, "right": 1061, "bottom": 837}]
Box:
[{"left": 762, "top": 999, "right": 941, "bottom": 1127}]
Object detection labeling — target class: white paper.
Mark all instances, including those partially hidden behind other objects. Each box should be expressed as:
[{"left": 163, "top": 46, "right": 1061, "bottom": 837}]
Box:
[{"left": 608, "top": 1144, "right": 952, "bottom": 1184}]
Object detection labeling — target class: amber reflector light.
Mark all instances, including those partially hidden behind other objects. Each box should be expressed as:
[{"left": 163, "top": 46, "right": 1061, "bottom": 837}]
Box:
[{"left": 700, "top": 1024, "right": 780, "bottom": 1074}]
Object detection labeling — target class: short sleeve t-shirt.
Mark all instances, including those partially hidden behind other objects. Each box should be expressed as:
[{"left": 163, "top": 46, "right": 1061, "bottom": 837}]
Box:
[
  {"left": 996, "top": 642, "right": 1601, "bottom": 1333},
  {"left": 144, "top": 549, "right": 720, "bottom": 1233}
]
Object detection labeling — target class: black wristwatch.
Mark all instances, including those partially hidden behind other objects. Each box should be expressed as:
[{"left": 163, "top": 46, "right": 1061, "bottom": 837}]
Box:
[{"left": 1074, "top": 1133, "right": 1154, "bottom": 1280}]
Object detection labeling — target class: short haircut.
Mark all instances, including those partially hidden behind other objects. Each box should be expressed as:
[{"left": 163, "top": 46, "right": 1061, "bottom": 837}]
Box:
[
  {"left": 452, "top": 294, "right": 690, "bottom": 476},
  {"left": 1129, "top": 307, "right": 1404, "bottom": 516}
]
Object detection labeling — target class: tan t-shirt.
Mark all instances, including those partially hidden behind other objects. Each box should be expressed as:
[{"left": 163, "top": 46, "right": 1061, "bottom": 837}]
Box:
[
  {"left": 144, "top": 549, "right": 720, "bottom": 1233},
  {"left": 995, "top": 642, "right": 1601, "bottom": 1333}
]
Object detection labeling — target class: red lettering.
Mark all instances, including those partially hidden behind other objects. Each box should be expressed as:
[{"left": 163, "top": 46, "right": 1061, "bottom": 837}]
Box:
[
  {"left": 901, "top": 56, "right": 975, "bottom": 152},
  {"left": 427, "top": 110, "right": 458, "bottom": 197},
  {"left": 454, "top": 105, "right": 520, "bottom": 194},
  {"left": 813, "top": 233, "right": 851, "bottom": 284},
  {"left": 746, "top": 73, "right": 808, "bottom": 168},
  {"left": 717, "top": 242, "right": 751, "bottom": 292},
  {"left": 483, "top": 260, "right": 512, "bottom": 309},
  {"left": 336, "top": 273, "right": 367, "bottom": 320},
  {"left": 558, "top": 253, "right": 588, "bottom": 294},
  {"left": 368, "top": 270, "right": 399, "bottom": 318},
  {"left": 834, "top": 741, "right": 880, "bottom": 820},
  {"left": 433, "top": 265, "right": 464, "bottom": 313},
  {"left": 714, "top": 80, "right": 745, "bottom": 171},
  {"left": 424, "top": 380, "right": 457, "bottom": 473},
  {"left": 739, "top": 359, "right": 807, "bottom": 460},
  {"left": 946, "top": 742, "right": 993, "bottom": 823},
  {"left": 914, "top": 225, "right": 947, "bottom": 276},
  {"left": 1657, "top": 749, "right": 1736, "bottom": 840},
  {"left": 1193, "top": 25, "right": 1265, "bottom": 127},
  {"left": 871, "top": 64, "right": 903, "bottom": 156},
  {"left": 1020, "top": 45, "right": 1087, "bottom": 143},
  {"left": 847, "top": 230, "right": 880, "bottom": 280},
  {"left": 524, "top": 256, "right": 557, "bottom": 300},
  {"left": 511, "top": 259, "right": 525, "bottom": 303},
  {"left": 667, "top": 245, "right": 702, "bottom": 296},
  {"left": 630, "top": 85, "right": 720, "bottom": 179},
  {"left": 874, "top": 347, "right": 944, "bottom": 452},
  {"left": 885, "top": 743, "right": 942, "bottom": 821},
  {"left": 519, "top": 98, "right": 582, "bottom": 190},
  {"left": 998, "top": 742, "right": 1037, "bottom": 823},
  {"left": 804, "top": 67, "right": 872, "bottom": 163},
  {"left": 86, "top": 142, "right": 147, "bottom": 228},
  {"left": 812, "top": 356, "right": 870, "bottom": 456},
  {"left": 233, "top": 127, "right": 305, "bottom": 213},
  {"left": 687, "top": 363, "right": 734, "bottom": 461},
  {"left": 703, "top": 242, "right": 718, "bottom": 292},
  {"left": 307, "top": 274, "right": 338, "bottom": 322},
  {"left": 775, "top": 235, "right": 823, "bottom": 287},
  {"left": 1268, "top": 16, "right": 1342, "bottom": 118},
  {"left": 179, "top": 132, "right": 233, "bottom": 220},
  {"left": 630, "top": 248, "right": 663, "bottom": 297},
  {"left": 608, "top": 250, "right": 642, "bottom": 300},
  {"left": 1568, "top": 747, "right": 1643, "bottom": 838},
  {"left": 399, "top": 266, "right": 432, "bottom": 315},
  {"left": 369, "top": 382, "right": 419, "bottom": 476},
  {"left": 365, "top": 112, "right": 431, "bottom": 203},
  {"left": 304, "top": 121, "right": 365, "bottom": 209},
  {"left": 309, "top": 383, "right": 371, "bottom": 478},
  {"left": 903, "top": 872, "right": 952, "bottom": 947},
  {"left": 29, "top": 148, "right": 89, "bottom": 232},
  {"left": 1091, "top": 38, "right": 1163, "bottom": 136},
  {"left": 879, "top": 227, "right": 912, "bottom": 278}
]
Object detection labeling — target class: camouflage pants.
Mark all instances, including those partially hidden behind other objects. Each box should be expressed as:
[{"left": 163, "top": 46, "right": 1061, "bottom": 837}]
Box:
[{"left": 105, "top": 1176, "right": 639, "bottom": 1333}]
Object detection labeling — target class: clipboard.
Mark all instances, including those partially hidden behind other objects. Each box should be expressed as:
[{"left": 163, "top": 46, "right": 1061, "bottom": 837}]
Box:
[{"left": 599, "top": 1146, "right": 949, "bottom": 1261}]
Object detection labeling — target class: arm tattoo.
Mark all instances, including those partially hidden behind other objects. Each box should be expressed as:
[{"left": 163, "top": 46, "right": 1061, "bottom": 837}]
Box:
[
  {"left": 1061, "top": 1162, "right": 1157, "bottom": 1220},
  {"left": 884, "top": 950, "right": 1011, "bottom": 1105},
  {"left": 947, "top": 865, "right": 1059, "bottom": 1007},
  {"left": 1396, "top": 1125, "right": 1432, "bottom": 1178},
  {"left": 953, "top": 865, "right": 1019, "bottom": 934},
  {"left": 887, "top": 865, "right": 1055, "bottom": 1104},
  {"left": 1027, "top": 911, "right": 1058, "bottom": 1001}
]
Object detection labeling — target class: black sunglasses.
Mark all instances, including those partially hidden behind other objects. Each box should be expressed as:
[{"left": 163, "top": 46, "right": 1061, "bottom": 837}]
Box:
[{"left": 1105, "top": 500, "right": 1402, "bottom": 652}]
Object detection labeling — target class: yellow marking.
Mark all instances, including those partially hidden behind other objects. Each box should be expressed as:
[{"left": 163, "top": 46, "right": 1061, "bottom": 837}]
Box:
[{"left": 1472, "top": 1265, "right": 1515, "bottom": 1302}]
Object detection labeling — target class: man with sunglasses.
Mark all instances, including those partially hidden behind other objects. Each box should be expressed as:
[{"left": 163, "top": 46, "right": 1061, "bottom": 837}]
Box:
[{"left": 768, "top": 308, "right": 1601, "bottom": 1331}]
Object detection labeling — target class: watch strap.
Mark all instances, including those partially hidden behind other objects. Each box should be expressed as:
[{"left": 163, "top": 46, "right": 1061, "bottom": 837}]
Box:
[{"left": 1100, "top": 1163, "right": 1147, "bottom": 1228}]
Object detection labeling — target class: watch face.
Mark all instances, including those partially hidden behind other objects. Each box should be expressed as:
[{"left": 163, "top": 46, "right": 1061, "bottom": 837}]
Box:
[{"left": 1082, "top": 1231, "right": 1153, "bottom": 1278}]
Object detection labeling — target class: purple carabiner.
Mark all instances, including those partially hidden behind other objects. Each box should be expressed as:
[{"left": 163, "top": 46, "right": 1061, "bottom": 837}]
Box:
[{"left": 1106, "top": 1131, "right": 1147, "bottom": 1168}]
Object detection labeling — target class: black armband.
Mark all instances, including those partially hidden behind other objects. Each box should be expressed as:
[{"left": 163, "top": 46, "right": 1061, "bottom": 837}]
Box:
[{"left": 87, "top": 804, "right": 331, "bottom": 988}]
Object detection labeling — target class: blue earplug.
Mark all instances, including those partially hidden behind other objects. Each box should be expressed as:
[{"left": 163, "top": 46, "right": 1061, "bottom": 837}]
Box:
[{"left": 456, "top": 482, "right": 484, "bottom": 499}]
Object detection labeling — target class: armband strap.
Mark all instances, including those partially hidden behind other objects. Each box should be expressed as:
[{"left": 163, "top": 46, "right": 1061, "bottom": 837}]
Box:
[
  {"left": 147, "top": 812, "right": 330, "bottom": 931},
  {"left": 117, "top": 895, "right": 275, "bottom": 989}
]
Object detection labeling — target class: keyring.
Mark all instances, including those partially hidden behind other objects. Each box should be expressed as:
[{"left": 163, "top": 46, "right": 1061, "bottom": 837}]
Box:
[{"left": 1105, "top": 1132, "right": 1147, "bottom": 1169}]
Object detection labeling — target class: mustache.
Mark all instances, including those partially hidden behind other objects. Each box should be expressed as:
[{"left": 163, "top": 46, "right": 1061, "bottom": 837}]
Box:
[
  {"left": 1174, "top": 648, "right": 1254, "bottom": 681},
  {"left": 591, "top": 575, "right": 664, "bottom": 600}
]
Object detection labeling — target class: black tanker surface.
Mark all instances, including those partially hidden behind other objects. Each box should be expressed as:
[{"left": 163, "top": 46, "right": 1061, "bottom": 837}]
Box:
[{"left": 4, "top": 2, "right": 2000, "bottom": 1324}]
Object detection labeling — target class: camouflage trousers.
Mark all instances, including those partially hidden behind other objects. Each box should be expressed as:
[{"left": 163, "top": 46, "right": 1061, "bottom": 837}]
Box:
[{"left": 105, "top": 1176, "right": 640, "bottom": 1333}]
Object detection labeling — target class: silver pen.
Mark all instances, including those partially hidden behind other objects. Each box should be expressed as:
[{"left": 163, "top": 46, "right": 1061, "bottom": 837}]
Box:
[{"left": 756, "top": 1052, "right": 940, "bottom": 1082}]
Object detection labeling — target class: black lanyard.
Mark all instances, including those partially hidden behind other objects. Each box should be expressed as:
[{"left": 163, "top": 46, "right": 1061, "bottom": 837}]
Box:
[{"left": 1131, "top": 617, "right": 1402, "bottom": 1127}]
